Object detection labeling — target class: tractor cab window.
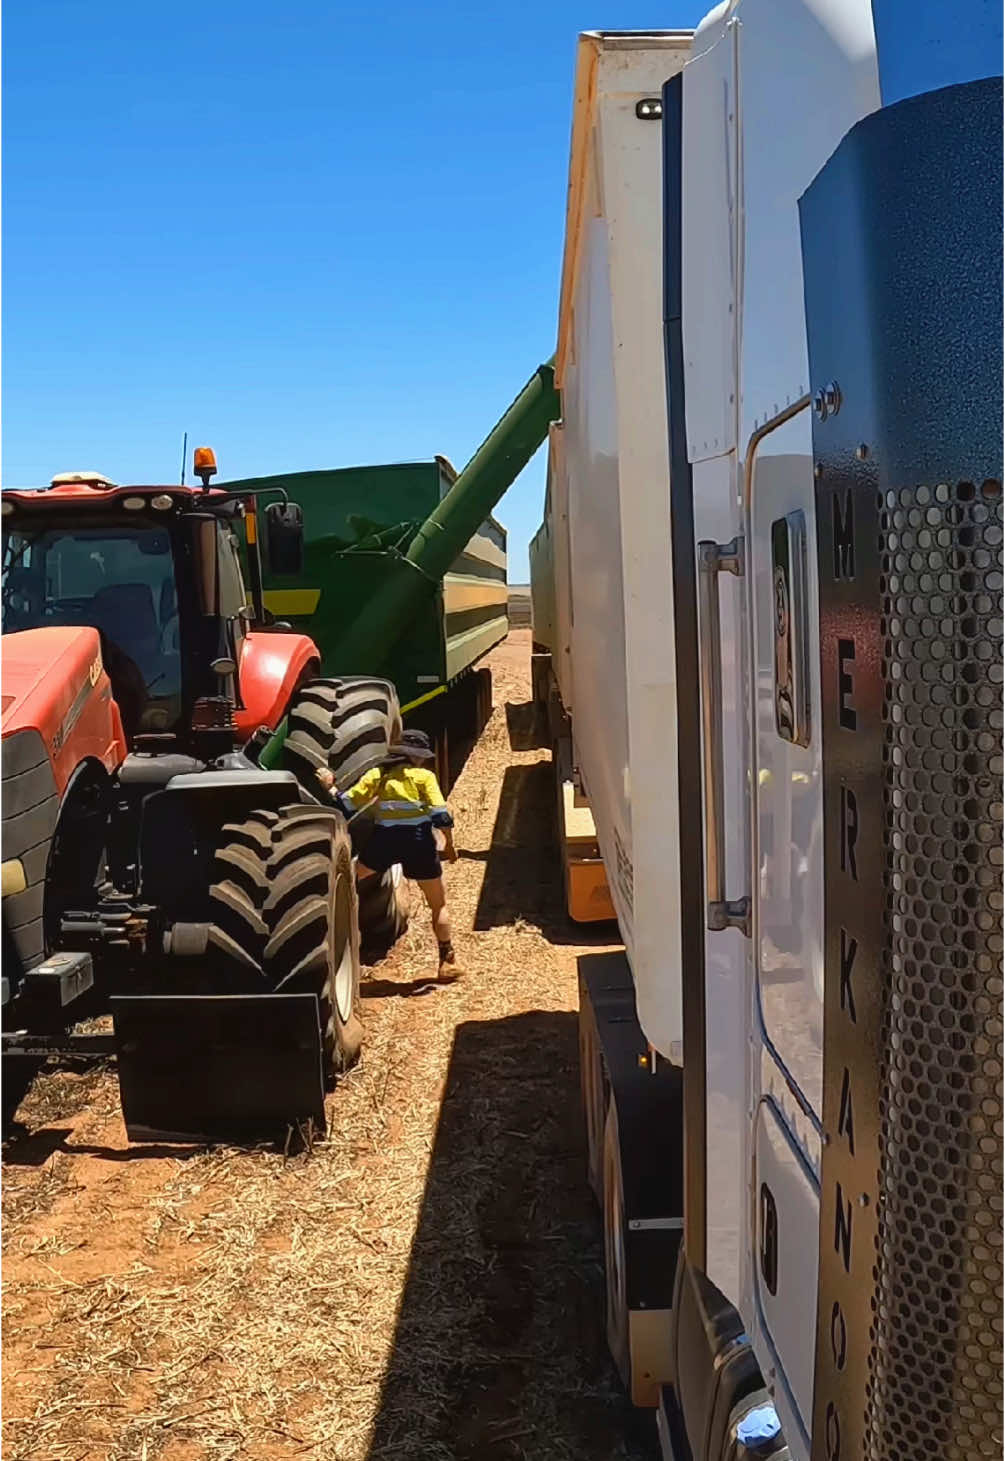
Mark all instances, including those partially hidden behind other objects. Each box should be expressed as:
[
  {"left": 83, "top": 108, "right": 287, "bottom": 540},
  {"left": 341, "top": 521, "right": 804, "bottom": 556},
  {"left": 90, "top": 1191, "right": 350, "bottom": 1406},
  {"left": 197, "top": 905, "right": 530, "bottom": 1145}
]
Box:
[
  {"left": 2, "top": 522, "right": 182, "bottom": 736},
  {"left": 217, "top": 524, "right": 251, "bottom": 622}
]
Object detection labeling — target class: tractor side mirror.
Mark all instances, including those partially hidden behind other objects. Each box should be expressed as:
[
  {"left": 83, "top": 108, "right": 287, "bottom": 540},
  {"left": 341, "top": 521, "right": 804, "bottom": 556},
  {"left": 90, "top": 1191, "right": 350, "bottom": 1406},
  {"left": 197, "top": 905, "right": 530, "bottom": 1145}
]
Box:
[{"left": 265, "top": 501, "right": 304, "bottom": 576}]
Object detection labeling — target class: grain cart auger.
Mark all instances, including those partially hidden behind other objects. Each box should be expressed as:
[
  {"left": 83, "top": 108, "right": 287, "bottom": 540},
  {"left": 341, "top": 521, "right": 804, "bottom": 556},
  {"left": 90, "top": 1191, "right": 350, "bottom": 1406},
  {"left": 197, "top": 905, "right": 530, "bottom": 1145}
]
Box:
[
  {"left": 0, "top": 460, "right": 372, "bottom": 1141},
  {"left": 250, "top": 359, "right": 561, "bottom": 782}
]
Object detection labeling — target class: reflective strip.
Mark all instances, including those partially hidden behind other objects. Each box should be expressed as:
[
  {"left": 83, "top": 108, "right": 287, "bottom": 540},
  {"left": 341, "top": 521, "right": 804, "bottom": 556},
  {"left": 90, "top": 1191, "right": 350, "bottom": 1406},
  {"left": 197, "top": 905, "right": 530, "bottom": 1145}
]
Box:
[
  {"left": 262, "top": 588, "right": 321, "bottom": 615},
  {"left": 400, "top": 684, "right": 446, "bottom": 713}
]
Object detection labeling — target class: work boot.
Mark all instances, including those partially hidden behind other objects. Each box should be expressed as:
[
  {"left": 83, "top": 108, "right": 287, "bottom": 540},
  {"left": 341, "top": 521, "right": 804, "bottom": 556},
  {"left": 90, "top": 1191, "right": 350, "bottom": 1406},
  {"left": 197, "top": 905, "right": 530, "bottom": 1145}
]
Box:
[{"left": 437, "top": 944, "right": 464, "bottom": 983}]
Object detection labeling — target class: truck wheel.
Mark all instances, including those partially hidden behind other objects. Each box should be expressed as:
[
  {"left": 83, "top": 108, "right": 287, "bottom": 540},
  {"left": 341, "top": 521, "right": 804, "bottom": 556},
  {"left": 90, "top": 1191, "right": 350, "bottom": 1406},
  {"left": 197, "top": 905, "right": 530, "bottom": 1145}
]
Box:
[
  {"left": 602, "top": 1102, "right": 631, "bottom": 1394},
  {"left": 264, "top": 806, "right": 362, "bottom": 1079},
  {"left": 580, "top": 1004, "right": 608, "bottom": 1205}
]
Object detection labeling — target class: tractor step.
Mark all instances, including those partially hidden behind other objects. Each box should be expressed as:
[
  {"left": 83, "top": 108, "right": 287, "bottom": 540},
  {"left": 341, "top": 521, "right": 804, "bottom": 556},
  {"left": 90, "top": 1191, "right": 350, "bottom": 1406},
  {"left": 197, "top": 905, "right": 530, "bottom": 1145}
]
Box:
[{"left": 110, "top": 993, "right": 326, "bottom": 1144}]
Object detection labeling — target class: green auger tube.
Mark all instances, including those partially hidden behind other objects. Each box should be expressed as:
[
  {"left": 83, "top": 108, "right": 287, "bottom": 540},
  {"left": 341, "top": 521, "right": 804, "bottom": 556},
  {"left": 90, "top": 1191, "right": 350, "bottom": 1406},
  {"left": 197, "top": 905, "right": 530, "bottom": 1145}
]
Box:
[{"left": 325, "top": 358, "right": 560, "bottom": 676}]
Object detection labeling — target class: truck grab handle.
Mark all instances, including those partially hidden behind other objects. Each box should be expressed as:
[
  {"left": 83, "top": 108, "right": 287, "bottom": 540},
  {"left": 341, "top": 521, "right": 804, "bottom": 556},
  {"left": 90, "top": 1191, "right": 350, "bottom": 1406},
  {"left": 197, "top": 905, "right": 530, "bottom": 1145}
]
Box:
[{"left": 697, "top": 537, "right": 750, "bottom": 935}]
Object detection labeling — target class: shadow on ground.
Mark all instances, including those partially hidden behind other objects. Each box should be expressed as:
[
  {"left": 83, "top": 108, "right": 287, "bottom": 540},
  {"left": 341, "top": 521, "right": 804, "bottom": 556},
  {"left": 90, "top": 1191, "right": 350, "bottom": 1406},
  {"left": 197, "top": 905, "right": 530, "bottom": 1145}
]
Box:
[
  {"left": 366, "top": 1009, "right": 657, "bottom": 1461},
  {"left": 473, "top": 749, "right": 617, "bottom": 948}
]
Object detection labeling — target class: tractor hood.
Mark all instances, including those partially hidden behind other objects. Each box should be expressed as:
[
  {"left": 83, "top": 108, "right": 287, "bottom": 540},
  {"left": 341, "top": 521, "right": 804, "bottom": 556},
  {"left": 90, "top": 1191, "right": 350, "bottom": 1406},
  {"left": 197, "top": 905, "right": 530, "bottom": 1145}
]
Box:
[
  {"left": 1, "top": 627, "right": 126, "bottom": 796},
  {"left": 2, "top": 626, "right": 105, "bottom": 736}
]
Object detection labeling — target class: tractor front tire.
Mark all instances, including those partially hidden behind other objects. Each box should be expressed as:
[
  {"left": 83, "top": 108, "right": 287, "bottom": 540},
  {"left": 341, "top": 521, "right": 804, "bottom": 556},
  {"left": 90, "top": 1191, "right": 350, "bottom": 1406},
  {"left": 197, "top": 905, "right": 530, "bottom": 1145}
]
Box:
[
  {"left": 209, "top": 806, "right": 362, "bottom": 1080},
  {"left": 265, "top": 807, "right": 363, "bottom": 1079}
]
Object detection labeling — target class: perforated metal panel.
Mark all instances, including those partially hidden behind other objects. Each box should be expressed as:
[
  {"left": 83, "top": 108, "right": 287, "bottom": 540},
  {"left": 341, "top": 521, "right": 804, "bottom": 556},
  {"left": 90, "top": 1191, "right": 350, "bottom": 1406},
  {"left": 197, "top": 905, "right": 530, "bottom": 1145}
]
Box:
[
  {"left": 803, "top": 77, "right": 1003, "bottom": 1461},
  {"left": 866, "top": 478, "right": 1004, "bottom": 1458}
]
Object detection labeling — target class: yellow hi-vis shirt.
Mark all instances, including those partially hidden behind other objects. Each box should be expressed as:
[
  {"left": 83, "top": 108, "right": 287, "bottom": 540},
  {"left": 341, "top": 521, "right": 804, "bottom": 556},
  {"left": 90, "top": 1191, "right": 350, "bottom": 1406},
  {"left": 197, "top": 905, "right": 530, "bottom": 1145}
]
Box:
[{"left": 337, "top": 765, "right": 453, "bottom": 829}]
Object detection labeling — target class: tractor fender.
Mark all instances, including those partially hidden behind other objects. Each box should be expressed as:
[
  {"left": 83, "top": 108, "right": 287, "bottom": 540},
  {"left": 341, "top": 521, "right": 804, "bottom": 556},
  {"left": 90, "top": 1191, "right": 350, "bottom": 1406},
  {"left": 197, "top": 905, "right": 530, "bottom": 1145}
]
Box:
[
  {"left": 2, "top": 625, "right": 126, "bottom": 793},
  {"left": 235, "top": 631, "right": 320, "bottom": 743}
]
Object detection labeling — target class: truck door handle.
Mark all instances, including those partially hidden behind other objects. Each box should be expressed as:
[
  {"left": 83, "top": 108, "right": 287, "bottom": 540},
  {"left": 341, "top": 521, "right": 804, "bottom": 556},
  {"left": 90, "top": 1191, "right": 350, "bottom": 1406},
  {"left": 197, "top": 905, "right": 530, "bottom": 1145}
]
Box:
[{"left": 697, "top": 536, "right": 751, "bottom": 935}]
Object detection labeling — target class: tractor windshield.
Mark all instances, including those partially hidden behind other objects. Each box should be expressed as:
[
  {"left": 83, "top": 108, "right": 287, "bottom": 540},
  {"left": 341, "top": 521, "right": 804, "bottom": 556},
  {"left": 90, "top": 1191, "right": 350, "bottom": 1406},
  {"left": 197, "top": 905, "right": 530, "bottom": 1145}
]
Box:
[{"left": 2, "top": 521, "right": 182, "bottom": 736}]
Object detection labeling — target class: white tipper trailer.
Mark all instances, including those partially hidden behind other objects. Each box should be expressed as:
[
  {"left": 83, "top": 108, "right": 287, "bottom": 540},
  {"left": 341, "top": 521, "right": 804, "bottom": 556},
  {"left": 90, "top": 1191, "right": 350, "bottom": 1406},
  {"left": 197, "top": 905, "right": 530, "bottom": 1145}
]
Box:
[{"left": 530, "top": 9, "right": 1002, "bottom": 1459}]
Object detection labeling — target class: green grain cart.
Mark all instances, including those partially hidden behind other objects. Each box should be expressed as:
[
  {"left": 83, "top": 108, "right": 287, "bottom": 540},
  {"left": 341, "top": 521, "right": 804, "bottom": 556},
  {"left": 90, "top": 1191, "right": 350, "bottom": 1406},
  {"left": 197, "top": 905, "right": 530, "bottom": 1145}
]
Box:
[{"left": 224, "top": 458, "right": 508, "bottom": 789}]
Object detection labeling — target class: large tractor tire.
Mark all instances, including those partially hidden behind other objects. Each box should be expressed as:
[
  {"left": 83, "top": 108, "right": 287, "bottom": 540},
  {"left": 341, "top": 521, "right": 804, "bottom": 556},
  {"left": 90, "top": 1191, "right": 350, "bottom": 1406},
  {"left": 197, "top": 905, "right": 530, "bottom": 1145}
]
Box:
[
  {"left": 281, "top": 677, "right": 409, "bottom": 955},
  {"left": 357, "top": 862, "right": 410, "bottom": 960},
  {"left": 209, "top": 805, "right": 363, "bottom": 1080},
  {"left": 282, "top": 676, "right": 403, "bottom": 792}
]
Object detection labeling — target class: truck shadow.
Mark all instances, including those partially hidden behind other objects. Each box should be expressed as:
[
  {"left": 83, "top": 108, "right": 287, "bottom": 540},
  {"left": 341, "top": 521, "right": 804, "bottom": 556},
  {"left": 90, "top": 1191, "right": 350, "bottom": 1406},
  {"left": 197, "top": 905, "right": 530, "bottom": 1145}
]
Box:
[
  {"left": 365, "top": 1009, "right": 657, "bottom": 1460},
  {"left": 473, "top": 760, "right": 618, "bottom": 947}
]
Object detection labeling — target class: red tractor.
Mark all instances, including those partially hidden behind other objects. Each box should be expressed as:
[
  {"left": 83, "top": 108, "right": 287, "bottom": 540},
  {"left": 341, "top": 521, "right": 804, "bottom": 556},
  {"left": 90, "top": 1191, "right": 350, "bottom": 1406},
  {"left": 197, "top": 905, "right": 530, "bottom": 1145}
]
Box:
[{"left": 1, "top": 454, "right": 401, "bottom": 1139}]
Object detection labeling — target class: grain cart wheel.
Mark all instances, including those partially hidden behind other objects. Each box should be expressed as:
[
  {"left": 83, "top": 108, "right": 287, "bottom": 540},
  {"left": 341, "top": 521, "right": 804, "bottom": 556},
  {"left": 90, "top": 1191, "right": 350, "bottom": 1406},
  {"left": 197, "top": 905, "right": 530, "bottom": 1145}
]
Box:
[
  {"left": 264, "top": 807, "right": 363, "bottom": 1079},
  {"left": 602, "top": 1101, "right": 631, "bottom": 1395}
]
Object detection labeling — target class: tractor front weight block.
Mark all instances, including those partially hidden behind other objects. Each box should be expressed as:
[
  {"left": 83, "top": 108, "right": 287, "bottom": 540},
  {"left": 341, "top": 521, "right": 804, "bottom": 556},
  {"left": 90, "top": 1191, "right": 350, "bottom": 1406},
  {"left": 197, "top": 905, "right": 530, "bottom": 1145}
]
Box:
[{"left": 110, "top": 993, "right": 326, "bottom": 1144}]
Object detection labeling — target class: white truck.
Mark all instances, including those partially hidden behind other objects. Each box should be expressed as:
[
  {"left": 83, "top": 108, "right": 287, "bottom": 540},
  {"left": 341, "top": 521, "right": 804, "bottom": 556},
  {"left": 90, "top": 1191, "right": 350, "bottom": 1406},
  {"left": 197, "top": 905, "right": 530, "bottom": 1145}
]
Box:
[{"left": 530, "top": 8, "right": 1002, "bottom": 1458}]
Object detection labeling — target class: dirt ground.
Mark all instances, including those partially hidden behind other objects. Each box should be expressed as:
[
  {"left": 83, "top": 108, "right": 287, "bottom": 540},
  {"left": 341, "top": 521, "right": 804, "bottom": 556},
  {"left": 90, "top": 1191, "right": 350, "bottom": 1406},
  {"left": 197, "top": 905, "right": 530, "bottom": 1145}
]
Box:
[{"left": 2, "top": 630, "right": 657, "bottom": 1461}]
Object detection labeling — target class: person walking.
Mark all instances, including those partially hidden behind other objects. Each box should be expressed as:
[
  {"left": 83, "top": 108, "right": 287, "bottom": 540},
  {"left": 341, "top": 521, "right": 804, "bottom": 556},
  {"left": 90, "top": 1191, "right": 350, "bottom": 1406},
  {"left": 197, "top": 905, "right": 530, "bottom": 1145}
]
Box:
[{"left": 316, "top": 729, "right": 463, "bottom": 982}]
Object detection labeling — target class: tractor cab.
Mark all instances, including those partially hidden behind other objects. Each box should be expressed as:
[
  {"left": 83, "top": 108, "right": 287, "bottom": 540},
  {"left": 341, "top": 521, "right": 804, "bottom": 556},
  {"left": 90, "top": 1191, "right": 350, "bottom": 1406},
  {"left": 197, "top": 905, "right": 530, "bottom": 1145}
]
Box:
[{"left": 1, "top": 452, "right": 305, "bottom": 748}]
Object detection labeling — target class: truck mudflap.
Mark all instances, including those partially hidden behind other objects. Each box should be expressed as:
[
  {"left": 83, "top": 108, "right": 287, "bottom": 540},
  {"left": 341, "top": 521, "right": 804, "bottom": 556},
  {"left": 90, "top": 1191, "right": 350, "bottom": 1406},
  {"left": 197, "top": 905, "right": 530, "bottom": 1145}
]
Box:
[{"left": 111, "top": 993, "right": 326, "bottom": 1144}]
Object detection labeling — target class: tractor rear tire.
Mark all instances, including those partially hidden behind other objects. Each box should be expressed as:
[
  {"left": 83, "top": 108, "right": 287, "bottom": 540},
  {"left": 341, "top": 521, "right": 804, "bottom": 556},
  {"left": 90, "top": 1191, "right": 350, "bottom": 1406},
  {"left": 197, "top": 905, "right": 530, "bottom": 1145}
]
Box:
[
  {"left": 358, "top": 863, "right": 410, "bottom": 961},
  {"left": 208, "top": 805, "right": 362, "bottom": 1079},
  {"left": 282, "top": 677, "right": 409, "bottom": 954},
  {"left": 283, "top": 676, "right": 403, "bottom": 793}
]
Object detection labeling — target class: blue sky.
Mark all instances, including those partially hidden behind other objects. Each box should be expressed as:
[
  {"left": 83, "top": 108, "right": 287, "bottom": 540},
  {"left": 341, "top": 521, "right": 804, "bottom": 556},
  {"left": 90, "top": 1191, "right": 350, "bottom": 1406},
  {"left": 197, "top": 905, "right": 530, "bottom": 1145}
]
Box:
[{"left": 4, "top": 1, "right": 702, "bottom": 579}]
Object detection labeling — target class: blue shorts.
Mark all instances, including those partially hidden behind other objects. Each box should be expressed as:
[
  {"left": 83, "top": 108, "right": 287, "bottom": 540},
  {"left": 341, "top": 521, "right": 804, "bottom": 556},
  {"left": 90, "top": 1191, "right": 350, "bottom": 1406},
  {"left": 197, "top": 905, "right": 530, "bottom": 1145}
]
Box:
[{"left": 359, "top": 824, "right": 442, "bottom": 882}]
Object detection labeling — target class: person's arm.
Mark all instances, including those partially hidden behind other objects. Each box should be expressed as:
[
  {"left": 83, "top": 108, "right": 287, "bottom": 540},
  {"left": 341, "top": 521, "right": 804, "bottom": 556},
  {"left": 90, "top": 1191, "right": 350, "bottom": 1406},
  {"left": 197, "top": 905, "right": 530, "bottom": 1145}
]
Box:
[
  {"left": 317, "top": 767, "right": 378, "bottom": 819},
  {"left": 421, "top": 770, "right": 457, "bottom": 860}
]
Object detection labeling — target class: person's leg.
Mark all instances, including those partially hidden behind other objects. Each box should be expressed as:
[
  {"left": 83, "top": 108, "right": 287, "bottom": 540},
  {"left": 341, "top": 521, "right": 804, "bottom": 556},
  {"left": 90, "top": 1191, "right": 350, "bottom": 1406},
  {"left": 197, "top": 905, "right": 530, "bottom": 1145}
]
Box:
[{"left": 417, "top": 876, "right": 461, "bottom": 978}]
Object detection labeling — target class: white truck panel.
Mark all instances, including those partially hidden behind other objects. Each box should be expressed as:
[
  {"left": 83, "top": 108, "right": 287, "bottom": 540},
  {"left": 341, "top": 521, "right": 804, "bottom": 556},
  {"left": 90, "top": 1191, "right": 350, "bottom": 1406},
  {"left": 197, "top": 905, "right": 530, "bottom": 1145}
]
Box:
[
  {"left": 556, "top": 31, "right": 691, "bottom": 1058},
  {"left": 738, "top": 0, "right": 879, "bottom": 447},
  {"left": 547, "top": 422, "right": 574, "bottom": 711},
  {"left": 681, "top": 0, "right": 880, "bottom": 1444},
  {"left": 682, "top": 4, "right": 738, "bottom": 465}
]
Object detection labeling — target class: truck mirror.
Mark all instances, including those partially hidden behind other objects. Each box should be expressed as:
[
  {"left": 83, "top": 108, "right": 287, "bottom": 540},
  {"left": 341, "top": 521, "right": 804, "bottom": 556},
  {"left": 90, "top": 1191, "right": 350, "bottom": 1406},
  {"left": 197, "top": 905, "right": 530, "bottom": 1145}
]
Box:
[{"left": 265, "top": 501, "right": 304, "bottom": 576}]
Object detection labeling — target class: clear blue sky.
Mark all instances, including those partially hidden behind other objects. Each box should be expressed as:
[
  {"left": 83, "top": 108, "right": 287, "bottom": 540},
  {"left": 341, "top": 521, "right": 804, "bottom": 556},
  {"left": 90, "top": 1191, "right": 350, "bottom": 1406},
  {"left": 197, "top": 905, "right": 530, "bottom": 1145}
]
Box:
[{"left": 4, "top": 1, "right": 701, "bottom": 580}]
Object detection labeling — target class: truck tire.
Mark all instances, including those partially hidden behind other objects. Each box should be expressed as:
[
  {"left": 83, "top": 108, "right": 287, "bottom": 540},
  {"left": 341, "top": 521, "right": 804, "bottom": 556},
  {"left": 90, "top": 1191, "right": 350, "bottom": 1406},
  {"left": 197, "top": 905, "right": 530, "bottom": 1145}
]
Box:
[
  {"left": 579, "top": 1003, "right": 608, "bottom": 1205},
  {"left": 209, "top": 805, "right": 363, "bottom": 1079},
  {"left": 602, "top": 1102, "right": 631, "bottom": 1396}
]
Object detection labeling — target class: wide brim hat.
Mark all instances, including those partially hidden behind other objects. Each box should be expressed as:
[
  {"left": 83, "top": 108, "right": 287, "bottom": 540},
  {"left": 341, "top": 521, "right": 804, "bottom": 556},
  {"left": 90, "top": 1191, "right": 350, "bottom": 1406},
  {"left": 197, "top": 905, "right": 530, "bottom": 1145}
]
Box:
[{"left": 385, "top": 728, "right": 436, "bottom": 763}]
